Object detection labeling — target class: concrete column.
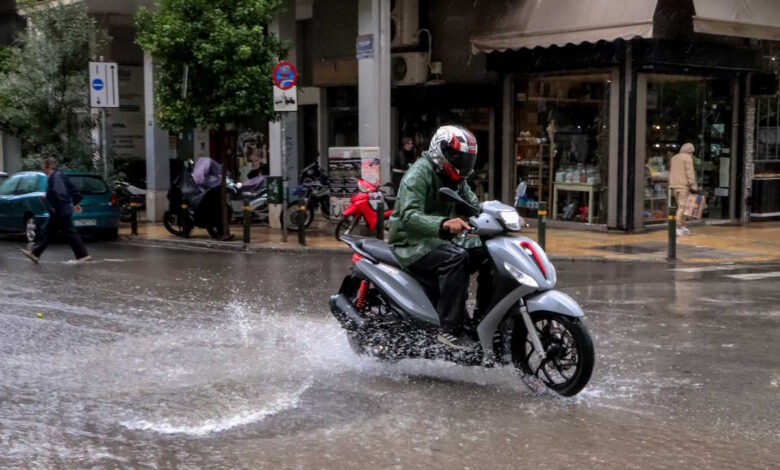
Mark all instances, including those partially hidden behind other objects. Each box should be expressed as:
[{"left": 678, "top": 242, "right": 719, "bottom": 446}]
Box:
[
  {"left": 1, "top": 133, "right": 22, "bottom": 174},
  {"left": 358, "top": 0, "right": 391, "bottom": 184},
  {"left": 143, "top": 51, "right": 170, "bottom": 222},
  {"left": 501, "top": 74, "right": 515, "bottom": 203},
  {"left": 268, "top": 0, "right": 298, "bottom": 228},
  {"left": 318, "top": 87, "right": 328, "bottom": 170}
]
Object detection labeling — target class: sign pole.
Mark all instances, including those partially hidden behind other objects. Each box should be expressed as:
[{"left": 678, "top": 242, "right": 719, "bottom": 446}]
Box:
[
  {"left": 273, "top": 61, "right": 298, "bottom": 243},
  {"left": 281, "top": 117, "right": 287, "bottom": 242},
  {"left": 101, "top": 108, "right": 108, "bottom": 180}
]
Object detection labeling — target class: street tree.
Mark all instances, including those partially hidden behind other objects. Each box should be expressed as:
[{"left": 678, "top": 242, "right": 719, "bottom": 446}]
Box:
[
  {"left": 0, "top": 1, "right": 108, "bottom": 171},
  {"left": 136, "top": 0, "right": 286, "bottom": 238}
]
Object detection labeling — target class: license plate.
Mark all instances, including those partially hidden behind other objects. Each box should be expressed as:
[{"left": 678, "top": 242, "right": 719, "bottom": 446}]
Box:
[{"left": 74, "top": 219, "right": 97, "bottom": 227}]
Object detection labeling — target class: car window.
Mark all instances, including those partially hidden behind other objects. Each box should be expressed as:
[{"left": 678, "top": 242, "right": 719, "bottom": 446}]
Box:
[
  {"left": 68, "top": 175, "right": 109, "bottom": 194},
  {"left": 15, "top": 175, "right": 42, "bottom": 195},
  {"left": 0, "top": 176, "right": 21, "bottom": 195}
]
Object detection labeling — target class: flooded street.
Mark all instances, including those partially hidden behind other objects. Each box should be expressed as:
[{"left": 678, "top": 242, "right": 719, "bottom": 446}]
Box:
[{"left": 1, "top": 242, "right": 778, "bottom": 469}]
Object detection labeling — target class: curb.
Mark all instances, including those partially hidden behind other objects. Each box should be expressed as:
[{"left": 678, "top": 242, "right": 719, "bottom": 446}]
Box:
[
  {"left": 119, "top": 235, "right": 678, "bottom": 264},
  {"left": 119, "top": 235, "right": 350, "bottom": 254}
]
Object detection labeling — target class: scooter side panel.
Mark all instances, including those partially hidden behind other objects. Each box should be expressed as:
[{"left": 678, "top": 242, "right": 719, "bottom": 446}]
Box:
[
  {"left": 353, "top": 259, "right": 440, "bottom": 326},
  {"left": 525, "top": 290, "right": 584, "bottom": 318}
]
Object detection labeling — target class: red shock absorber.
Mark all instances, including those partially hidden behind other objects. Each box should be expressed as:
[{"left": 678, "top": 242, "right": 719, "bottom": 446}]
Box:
[{"left": 355, "top": 280, "right": 369, "bottom": 310}]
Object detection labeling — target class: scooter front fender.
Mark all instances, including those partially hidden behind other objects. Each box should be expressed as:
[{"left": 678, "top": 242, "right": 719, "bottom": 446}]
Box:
[
  {"left": 525, "top": 290, "right": 584, "bottom": 318},
  {"left": 342, "top": 205, "right": 358, "bottom": 217}
]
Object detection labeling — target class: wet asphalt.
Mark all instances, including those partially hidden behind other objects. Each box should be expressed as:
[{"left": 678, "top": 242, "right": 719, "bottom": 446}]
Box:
[{"left": 0, "top": 240, "right": 778, "bottom": 469}]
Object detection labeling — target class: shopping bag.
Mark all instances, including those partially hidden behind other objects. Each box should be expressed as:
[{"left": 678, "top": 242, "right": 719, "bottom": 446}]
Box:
[{"left": 683, "top": 194, "right": 706, "bottom": 219}]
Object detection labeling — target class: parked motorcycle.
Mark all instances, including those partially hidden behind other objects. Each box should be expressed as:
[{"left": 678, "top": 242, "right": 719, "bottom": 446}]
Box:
[
  {"left": 333, "top": 178, "right": 395, "bottom": 240},
  {"left": 163, "top": 160, "right": 231, "bottom": 239},
  {"left": 227, "top": 175, "right": 269, "bottom": 224},
  {"left": 115, "top": 181, "right": 146, "bottom": 222},
  {"left": 329, "top": 187, "right": 594, "bottom": 397},
  {"left": 283, "top": 162, "right": 333, "bottom": 231}
]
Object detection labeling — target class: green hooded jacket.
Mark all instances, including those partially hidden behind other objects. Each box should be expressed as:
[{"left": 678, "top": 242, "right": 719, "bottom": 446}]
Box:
[{"left": 389, "top": 153, "right": 481, "bottom": 267}]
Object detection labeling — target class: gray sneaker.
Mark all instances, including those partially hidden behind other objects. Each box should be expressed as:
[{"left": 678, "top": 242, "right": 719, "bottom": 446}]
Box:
[
  {"left": 436, "top": 332, "right": 476, "bottom": 350},
  {"left": 75, "top": 255, "right": 92, "bottom": 264},
  {"left": 20, "top": 249, "right": 39, "bottom": 264}
]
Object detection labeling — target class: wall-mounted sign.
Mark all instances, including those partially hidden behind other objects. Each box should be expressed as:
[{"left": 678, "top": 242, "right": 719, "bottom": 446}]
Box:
[{"left": 356, "top": 34, "right": 374, "bottom": 60}]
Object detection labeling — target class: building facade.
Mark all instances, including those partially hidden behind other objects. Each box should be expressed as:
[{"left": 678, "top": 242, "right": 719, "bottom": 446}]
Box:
[{"left": 1, "top": 0, "right": 778, "bottom": 228}]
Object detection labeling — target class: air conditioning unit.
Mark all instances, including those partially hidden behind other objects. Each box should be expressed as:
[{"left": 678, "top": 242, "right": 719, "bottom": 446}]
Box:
[
  {"left": 392, "top": 52, "right": 428, "bottom": 86},
  {"left": 391, "top": 0, "right": 419, "bottom": 48}
]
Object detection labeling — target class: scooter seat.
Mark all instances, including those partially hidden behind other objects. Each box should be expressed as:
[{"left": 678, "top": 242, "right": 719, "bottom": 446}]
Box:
[{"left": 358, "top": 239, "right": 402, "bottom": 268}]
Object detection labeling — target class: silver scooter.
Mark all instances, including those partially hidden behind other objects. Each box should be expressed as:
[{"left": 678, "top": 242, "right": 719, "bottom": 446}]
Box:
[{"left": 330, "top": 187, "right": 594, "bottom": 396}]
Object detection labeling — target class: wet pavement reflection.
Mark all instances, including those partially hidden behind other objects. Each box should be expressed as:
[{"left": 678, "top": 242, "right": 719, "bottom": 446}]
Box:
[{"left": 0, "top": 242, "right": 778, "bottom": 469}]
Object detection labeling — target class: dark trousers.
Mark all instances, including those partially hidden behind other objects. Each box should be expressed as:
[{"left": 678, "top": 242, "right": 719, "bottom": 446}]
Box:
[
  {"left": 407, "top": 244, "right": 491, "bottom": 335},
  {"left": 32, "top": 213, "right": 88, "bottom": 259}
]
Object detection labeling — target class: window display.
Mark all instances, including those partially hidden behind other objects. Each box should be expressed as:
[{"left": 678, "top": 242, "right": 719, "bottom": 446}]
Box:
[
  {"left": 514, "top": 74, "right": 610, "bottom": 224},
  {"left": 643, "top": 76, "right": 733, "bottom": 223}
]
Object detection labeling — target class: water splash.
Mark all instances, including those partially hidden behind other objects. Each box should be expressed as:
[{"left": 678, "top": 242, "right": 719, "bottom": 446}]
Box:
[{"left": 120, "top": 381, "right": 311, "bottom": 436}]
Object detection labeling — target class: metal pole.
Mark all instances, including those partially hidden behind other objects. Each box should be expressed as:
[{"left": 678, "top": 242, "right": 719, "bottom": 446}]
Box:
[
  {"left": 130, "top": 202, "right": 138, "bottom": 235},
  {"left": 243, "top": 203, "right": 251, "bottom": 244},
  {"left": 668, "top": 192, "right": 677, "bottom": 260},
  {"left": 297, "top": 202, "right": 306, "bottom": 246},
  {"left": 101, "top": 108, "right": 108, "bottom": 180},
  {"left": 537, "top": 202, "right": 547, "bottom": 251},
  {"left": 281, "top": 115, "right": 288, "bottom": 243},
  {"left": 376, "top": 200, "right": 384, "bottom": 240}
]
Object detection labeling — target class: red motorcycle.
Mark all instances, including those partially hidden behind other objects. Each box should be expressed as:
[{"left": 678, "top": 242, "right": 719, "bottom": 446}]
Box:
[{"left": 334, "top": 178, "right": 395, "bottom": 240}]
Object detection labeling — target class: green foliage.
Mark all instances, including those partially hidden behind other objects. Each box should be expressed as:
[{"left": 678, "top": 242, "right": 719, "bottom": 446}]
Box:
[
  {"left": 0, "top": 2, "right": 108, "bottom": 171},
  {"left": 136, "top": 0, "right": 287, "bottom": 133}
]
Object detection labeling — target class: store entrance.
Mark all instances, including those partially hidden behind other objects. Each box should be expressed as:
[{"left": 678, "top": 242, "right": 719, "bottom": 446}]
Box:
[{"left": 642, "top": 74, "right": 734, "bottom": 224}]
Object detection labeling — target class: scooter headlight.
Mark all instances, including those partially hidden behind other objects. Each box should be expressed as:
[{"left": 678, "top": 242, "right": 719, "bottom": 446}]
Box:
[
  {"left": 504, "top": 261, "right": 539, "bottom": 289},
  {"left": 499, "top": 210, "right": 523, "bottom": 231}
]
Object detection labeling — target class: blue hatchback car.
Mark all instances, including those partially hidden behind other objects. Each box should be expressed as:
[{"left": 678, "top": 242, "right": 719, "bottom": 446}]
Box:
[{"left": 0, "top": 171, "right": 120, "bottom": 242}]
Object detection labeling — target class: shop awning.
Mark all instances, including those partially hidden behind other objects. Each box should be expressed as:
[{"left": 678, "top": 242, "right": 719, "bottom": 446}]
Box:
[
  {"left": 692, "top": 0, "right": 780, "bottom": 41},
  {"left": 471, "top": 0, "right": 659, "bottom": 53}
]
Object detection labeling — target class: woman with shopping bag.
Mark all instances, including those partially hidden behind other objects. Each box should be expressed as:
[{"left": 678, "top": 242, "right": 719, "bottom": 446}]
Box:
[{"left": 669, "top": 143, "right": 698, "bottom": 236}]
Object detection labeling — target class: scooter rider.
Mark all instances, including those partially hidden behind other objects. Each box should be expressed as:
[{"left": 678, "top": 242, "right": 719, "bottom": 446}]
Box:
[{"left": 389, "top": 125, "right": 490, "bottom": 350}]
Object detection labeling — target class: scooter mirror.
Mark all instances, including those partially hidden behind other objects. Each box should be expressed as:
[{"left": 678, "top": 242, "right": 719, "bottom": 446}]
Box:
[{"left": 439, "top": 187, "right": 478, "bottom": 212}]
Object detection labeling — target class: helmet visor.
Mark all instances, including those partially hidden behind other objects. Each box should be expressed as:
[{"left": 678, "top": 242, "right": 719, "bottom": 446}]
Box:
[{"left": 446, "top": 148, "right": 476, "bottom": 176}]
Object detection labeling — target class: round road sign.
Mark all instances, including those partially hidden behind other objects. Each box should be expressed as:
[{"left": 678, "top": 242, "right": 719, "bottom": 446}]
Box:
[
  {"left": 273, "top": 61, "right": 297, "bottom": 90},
  {"left": 92, "top": 78, "right": 104, "bottom": 91}
]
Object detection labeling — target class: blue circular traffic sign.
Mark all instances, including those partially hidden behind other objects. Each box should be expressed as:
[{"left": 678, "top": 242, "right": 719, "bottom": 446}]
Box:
[{"left": 92, "top": 78, "right": 104, "bottom": 91}]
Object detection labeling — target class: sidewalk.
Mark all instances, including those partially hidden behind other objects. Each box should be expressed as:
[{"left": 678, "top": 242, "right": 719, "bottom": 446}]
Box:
[{"left": 119, "top": 220, "right": 780, "bottom": 264}]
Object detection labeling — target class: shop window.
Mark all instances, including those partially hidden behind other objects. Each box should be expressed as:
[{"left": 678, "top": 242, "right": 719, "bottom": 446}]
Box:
[
  {"left": 752, "top": 94, "right": 780, "bottom": 217},
  {"left": 643, "top": 75, "right": 733, "bottom": 223},
  {"left": 514, "top": 74, "right": 611, "bottom": 225}
]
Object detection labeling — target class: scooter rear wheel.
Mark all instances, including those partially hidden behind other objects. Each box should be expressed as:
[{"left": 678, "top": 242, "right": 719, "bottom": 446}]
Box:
[
  {"left": 163, "top": 210, "right": 190, "bottom": 238},
  {"left": 511, "top": 311, "right": 594, "bottom": 397}
]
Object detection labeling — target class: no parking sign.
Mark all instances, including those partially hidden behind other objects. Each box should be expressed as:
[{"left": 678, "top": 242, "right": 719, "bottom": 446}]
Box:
[{"left": 273, "top": 61, "right": 298, "bottom": 112}]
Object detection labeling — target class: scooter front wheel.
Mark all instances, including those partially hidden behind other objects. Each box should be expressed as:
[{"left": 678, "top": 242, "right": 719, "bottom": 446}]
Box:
[
  {"left": 511, "top": 311, "right": 594, "bottom": 397},
  {"left": 334, "top": 215, "right": 359, "bottom": 241},
  {"left": 283, "top": 202, "right": 315, "bottom": 231}
]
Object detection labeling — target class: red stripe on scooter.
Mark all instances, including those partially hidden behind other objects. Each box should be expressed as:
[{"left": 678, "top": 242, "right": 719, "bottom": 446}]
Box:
[{"left": 520, "top": 241, "right": 547, "bottom": 278}]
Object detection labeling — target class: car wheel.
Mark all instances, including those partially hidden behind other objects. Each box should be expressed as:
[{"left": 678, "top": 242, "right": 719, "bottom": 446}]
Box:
[{"left": 24, "top": 215, "right": 38, "bottom": 243}]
